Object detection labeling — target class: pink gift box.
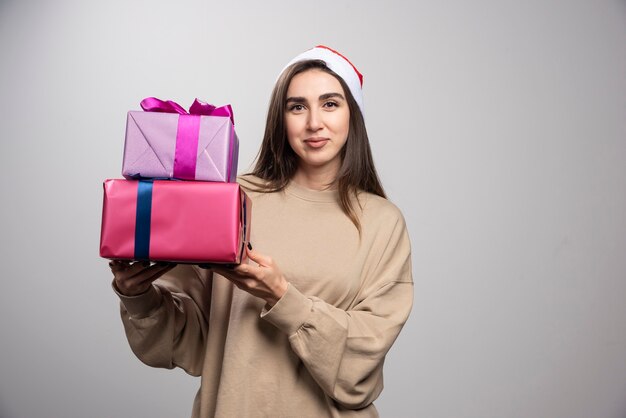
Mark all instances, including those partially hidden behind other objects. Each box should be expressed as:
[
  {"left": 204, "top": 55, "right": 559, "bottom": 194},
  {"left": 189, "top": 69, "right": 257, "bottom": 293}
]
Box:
[
  {"left": 122, "top": 110, "right": 239, "bottom": 182},
  {"left": 100, "top": 179, "right": 251, "bottom": 263}
]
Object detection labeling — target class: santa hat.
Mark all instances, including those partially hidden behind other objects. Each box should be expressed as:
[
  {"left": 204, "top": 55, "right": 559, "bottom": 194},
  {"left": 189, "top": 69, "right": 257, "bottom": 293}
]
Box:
[{"left": 280, "top": 45, "right": 365, "bottom": 115}]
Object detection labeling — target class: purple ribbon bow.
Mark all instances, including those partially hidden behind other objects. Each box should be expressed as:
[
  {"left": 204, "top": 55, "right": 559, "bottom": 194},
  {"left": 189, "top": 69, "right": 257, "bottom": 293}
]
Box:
[
  {"left": 140, "top": 97, "right": 235, "bottom": 180},
  {"left": 140, "top": 97, "right": 235, "bottom": 125}
]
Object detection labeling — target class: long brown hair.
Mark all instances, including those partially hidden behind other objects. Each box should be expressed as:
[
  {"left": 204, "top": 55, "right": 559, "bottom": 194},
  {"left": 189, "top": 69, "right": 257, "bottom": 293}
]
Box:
[{"left": 250, "top": 59, "right": 386, "bottom": 232}]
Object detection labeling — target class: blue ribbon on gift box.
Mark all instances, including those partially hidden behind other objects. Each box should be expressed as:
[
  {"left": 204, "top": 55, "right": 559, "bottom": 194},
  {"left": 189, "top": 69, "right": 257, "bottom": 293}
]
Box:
[{"left": 134, "top": 180, "right": 153, "bottom": 260}]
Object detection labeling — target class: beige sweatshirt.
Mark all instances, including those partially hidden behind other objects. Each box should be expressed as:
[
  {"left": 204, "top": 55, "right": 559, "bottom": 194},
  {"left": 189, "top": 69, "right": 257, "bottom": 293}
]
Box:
[{"left": 115, "top": 176, "right": 414, "bottom": 418}]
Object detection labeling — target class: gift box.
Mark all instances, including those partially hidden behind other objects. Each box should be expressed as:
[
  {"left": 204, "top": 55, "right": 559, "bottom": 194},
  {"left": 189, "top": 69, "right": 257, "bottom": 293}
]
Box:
[
  {"left": 100, "top": 179, "right": 251, "bottom": 263},
  {"left": 122, "top": 98, "right": 239, "bottom": 182}
]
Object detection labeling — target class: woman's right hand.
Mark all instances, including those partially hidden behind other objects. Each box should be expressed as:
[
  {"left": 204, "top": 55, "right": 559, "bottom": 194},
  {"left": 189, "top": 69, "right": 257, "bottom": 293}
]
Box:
[{"left": 109, "top": 260, "right": 176, "bottom": 296}]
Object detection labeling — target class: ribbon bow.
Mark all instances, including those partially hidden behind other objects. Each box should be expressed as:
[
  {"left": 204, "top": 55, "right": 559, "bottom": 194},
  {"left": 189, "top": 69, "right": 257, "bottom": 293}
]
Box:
[{"left": 140, "top": 97, "right": 235, "bottom": 125}]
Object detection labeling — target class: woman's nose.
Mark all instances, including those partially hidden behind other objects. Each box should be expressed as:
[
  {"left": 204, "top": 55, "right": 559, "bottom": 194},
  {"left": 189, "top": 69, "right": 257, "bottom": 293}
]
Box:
[{"left": 306, "top": 108, "right": 323, "bottom": 131}]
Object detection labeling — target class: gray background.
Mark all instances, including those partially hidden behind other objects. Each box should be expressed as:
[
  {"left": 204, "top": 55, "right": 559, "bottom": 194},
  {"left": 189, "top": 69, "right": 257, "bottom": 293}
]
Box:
[{"left": 1, "top": 0, "right": 625, "bottom": 417}]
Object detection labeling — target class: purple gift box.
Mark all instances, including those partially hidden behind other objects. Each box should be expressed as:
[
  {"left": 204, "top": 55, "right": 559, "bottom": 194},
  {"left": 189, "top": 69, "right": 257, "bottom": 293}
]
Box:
[{"left": 122, "top": 98, "right": 239, "bottom": 182}]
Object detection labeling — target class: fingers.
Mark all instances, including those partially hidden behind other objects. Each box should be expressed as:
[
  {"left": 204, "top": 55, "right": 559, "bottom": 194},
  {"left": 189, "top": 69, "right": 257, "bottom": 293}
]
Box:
[
  {"left": 134, "top": 263, "right": 176, "bottom": 287},
  {"left": 212, "top": 258, "right": 287, "bottom": 306},
  {"left": 110, "top": 260, "right": 176, "bottom": 296},
  {"left": 109, "top": 259, "right": 131, "bottom": 272},
  {"left": 211, "top": 263, "right": 263, "bottom": 289},
  {"left": 108, "top": 260, "right": 151, "bottom": 277},
  {"left": 110, "top": 260, "right": 164, "bottom": 279},
  {"left": 212, "top": 266, "right": 257, "bottom": 292},
  {"left": 197, "top": 263, "right": 213, "bottom": 270},
  {"left": 211, "top": 264, "right": 251, "bottom": 280},
  {"left": 124, "top": 261, "right": 158, "bottom": 278},
  {"left": 245, "top": 247, "right": 272, "bottom": 267}
]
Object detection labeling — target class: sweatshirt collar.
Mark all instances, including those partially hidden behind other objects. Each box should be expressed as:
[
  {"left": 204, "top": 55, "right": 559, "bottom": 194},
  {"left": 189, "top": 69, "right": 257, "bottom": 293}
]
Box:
[{"left": 285, "top": 180, "right": 339, "bottom": 203}]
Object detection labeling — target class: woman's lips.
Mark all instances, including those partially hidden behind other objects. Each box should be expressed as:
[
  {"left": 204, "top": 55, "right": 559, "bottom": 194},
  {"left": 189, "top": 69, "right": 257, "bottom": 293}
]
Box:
[{"left": 304, "top": 138, "right": 329, "bottom": 149}]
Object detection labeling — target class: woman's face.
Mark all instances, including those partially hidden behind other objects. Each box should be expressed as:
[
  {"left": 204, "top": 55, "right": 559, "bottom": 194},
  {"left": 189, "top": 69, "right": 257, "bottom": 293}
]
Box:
[{"left": 284, "top": 69, "right": 350, "bottom": 176}]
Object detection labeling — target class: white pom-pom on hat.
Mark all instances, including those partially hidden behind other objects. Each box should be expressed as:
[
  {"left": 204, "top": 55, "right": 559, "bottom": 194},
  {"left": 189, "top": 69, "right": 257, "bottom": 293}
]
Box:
[{"left": 279, "top": 45, "right": 365, "bottom": 116}]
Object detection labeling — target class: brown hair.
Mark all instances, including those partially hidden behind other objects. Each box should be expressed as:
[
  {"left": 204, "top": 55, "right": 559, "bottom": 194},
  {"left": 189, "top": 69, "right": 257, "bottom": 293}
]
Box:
[{"left": 249, "top": 59, "right": 386, "bottom": 232}]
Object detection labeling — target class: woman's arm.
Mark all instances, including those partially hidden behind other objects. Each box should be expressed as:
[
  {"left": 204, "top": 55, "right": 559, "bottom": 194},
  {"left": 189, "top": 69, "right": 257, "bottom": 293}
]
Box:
[
  {"left": 111, "top": 263, "right": 213, "bottom": 376},
  {"left": 265, "top": 278, "right": 413, "bottom": 409},
  {"left": 216, "top": 212, "right": 413, "bottom": 409}
]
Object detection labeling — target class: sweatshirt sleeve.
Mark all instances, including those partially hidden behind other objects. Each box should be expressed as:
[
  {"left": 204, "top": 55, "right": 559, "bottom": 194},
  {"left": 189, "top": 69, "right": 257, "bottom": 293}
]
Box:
[
  {"left": 114, "top": 264, "right": 212, "bottom": 377},
  {"left": 261, "top": 210, "right": 414, "bottom": 409}
]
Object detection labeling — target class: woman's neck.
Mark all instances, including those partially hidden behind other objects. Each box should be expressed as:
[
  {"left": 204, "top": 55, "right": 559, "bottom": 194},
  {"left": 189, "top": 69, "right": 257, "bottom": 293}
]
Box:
[{"left": 291, "top": 164, "right": 339, "bottom": 191}]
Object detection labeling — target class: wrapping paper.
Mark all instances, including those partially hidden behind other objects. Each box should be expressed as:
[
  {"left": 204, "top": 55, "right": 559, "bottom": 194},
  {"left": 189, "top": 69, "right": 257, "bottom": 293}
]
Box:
[
  {"left": 122, "top": 111, "right": 239, "bottom": 182},
  {"left": 100, "top": 179, "right": 251, "bottom": 263}
]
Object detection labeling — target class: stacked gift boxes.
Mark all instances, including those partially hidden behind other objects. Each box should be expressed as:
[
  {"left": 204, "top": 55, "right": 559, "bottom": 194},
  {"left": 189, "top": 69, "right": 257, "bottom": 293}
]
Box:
[{"left": 100, "top": 97, "right": 251, "bottom": 264}]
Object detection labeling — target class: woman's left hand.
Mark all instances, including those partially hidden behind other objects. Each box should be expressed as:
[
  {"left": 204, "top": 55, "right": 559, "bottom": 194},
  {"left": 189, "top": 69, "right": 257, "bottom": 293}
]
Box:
[{"left": 211, "top": 246, "right": 289, "bottom": 307}]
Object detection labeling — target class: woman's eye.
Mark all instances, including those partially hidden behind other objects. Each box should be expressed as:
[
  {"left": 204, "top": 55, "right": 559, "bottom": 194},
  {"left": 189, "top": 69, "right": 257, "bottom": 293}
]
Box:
[
  {"left": 323, "top": 101, "right": 338, "bottom": 108},
  {"left": 289, "top": 104, "right": 305, "bottom": 111}
]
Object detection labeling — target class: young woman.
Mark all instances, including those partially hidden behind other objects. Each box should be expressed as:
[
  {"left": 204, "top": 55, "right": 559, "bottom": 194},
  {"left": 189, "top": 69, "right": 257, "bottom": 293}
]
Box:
[{"left": 110, "top": 46, "right": 413, "bottom": 418}]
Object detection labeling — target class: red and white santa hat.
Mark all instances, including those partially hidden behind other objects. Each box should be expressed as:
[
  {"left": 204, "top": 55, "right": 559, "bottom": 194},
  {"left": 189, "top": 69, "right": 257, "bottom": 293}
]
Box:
[{"left": 280, "top": 45, "right": 365, "bottom": 115}]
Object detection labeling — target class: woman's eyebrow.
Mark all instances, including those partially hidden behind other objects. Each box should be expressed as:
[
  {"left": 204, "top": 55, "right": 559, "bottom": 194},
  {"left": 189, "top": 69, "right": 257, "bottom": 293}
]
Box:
[
  {"left": 286, "top": 93, "right": 345, "bottom": 104},
  {"left": 286, "top": 96, "right": 307, "bottom": 104},
  {"left": 319, "top": 92, "right": 345, "bottom": 101}
]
